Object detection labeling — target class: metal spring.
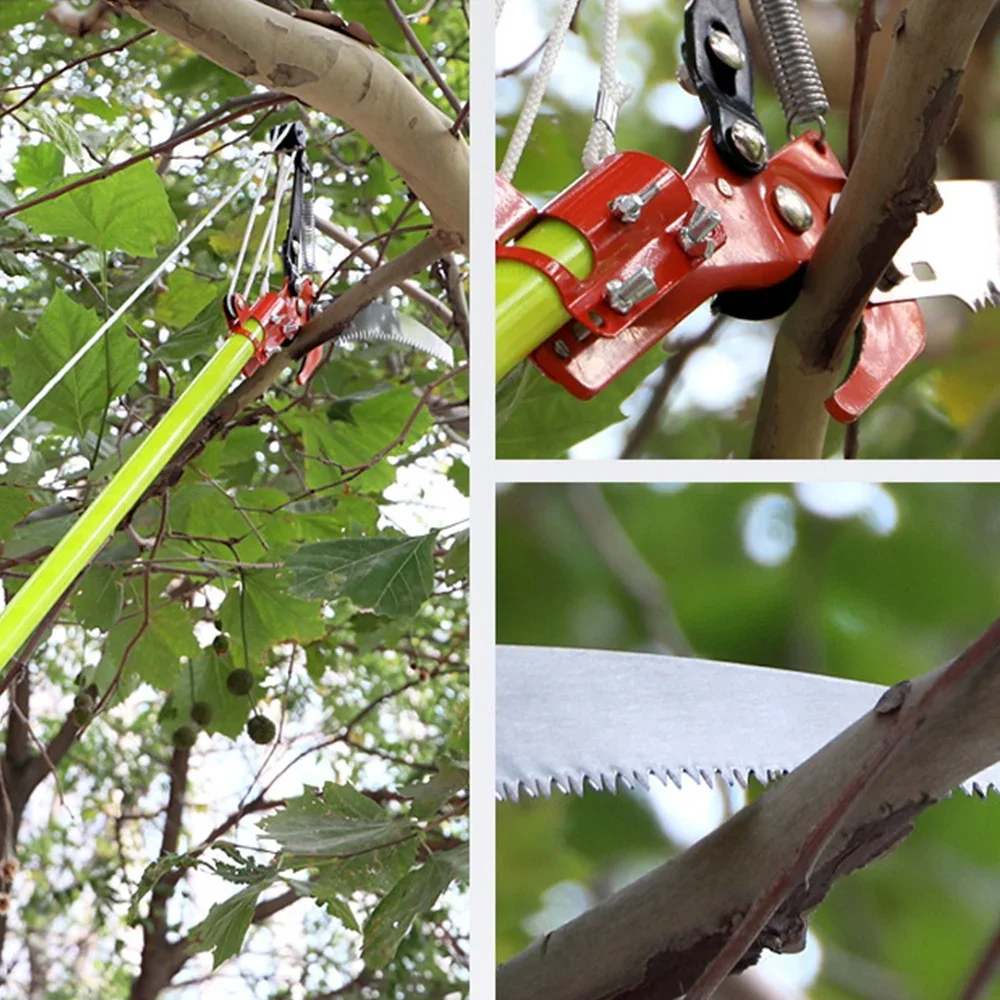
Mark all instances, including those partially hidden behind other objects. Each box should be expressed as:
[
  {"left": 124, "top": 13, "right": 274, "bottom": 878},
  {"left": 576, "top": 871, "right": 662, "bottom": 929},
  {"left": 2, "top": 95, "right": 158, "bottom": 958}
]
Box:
[
  {"left": 748, "top": 0, "right": 829, "bottom": 135},
  {"left": 301, "top": 187, "right": 316, "bottom": 274}
]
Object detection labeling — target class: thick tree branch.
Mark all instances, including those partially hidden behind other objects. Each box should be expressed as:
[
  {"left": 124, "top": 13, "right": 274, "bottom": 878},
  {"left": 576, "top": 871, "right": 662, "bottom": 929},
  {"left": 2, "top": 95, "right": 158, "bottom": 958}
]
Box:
[
  {"left": 498, "top": 625, "right": 1000, "bottom": 999},
  {"left": 116, "top": 0, "right": 468, "bottom": 245},
  {"left": 750, "top": 0, "right": 995, "bottom": 458}
]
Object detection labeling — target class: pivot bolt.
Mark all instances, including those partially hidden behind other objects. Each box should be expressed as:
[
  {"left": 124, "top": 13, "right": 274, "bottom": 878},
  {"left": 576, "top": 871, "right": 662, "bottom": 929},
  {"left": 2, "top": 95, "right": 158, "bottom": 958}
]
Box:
[
  {"left": 730, "top": 120, "right": 768, "bottom": 168},
  {"left": 773, "top": 184, "right": 813, "bottom": 233},
  {"left": 677, "top": 62, "right": 697, "bottom": 95},
  {"left": 606, "top": 267, "right": 658, "bottom": 315},
  {"left": 707, "top": 28, "right": 745, "bottom": 70},
  {"left": 553, "top": 339, "right": 571, "bottom": 359}
]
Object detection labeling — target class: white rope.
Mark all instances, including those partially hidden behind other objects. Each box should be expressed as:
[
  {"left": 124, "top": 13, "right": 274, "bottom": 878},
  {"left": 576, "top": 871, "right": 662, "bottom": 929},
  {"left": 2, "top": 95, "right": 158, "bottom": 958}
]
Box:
[
  {"left": 229, "top": 157, "right": 272, "bottom": 299},
  {"left": 257, "top": 155, "right": 292, "bottom": 297},
  {"left": 582, "top": 0, "right": 633, "bottom": 172},
  {"left": 498, "top": 0, "right": 578, "bottom": 181},
  {"left": 0, "top": 162, "right": 260, "bottom": 449}
]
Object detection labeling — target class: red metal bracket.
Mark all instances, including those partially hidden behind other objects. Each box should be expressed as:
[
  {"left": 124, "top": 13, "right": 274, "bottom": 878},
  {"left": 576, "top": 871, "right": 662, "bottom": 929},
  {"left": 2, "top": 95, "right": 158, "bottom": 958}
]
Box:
[
  {"left": 497, "top": 129, "right": 926, "bottom": 423},
  {"left": 226, "top": 277, "right": 323, "bottom": 386}
]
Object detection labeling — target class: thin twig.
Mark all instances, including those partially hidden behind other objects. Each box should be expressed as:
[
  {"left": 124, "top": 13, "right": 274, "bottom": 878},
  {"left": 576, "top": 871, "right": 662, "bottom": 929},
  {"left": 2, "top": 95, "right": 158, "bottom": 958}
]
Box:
[{"left": 957, "top": 917, "right": 1000, "bottom": 1000}]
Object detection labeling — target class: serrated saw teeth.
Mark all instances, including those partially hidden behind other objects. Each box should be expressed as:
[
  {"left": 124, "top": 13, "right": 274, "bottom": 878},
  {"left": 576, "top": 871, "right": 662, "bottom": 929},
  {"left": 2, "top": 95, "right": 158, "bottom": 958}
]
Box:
[{"left": 338, "top": 327, "right": 455, "bottom": 365}]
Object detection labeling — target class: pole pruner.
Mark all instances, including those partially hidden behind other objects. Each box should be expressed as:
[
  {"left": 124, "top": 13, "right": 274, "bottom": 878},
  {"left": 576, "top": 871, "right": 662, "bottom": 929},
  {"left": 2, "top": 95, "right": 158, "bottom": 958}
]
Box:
[{"left": 495, "top": 0, "right": 925, "bottom": 424}]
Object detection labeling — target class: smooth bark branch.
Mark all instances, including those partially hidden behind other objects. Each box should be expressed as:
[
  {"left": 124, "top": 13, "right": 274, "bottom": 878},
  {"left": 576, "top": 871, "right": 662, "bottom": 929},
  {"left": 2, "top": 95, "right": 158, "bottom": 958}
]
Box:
[
  {"left": 117, "top": 0, "right": 468, "bottom": 245},
  {"left": 750, "top": 0, "right": 994, "bottom": 458},
  {"left": 497, "top": 640, "right": 1000, "bottom": 1000}
]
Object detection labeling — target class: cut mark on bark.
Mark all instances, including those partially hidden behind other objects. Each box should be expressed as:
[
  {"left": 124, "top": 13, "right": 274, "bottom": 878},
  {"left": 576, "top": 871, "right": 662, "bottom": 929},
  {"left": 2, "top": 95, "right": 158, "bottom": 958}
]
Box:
[
  {"left": 598, "top": 798, "right": 931, "bottom": 1000},
  {"left": 269, "top": 63, "right": 319, "bottom": 87}
]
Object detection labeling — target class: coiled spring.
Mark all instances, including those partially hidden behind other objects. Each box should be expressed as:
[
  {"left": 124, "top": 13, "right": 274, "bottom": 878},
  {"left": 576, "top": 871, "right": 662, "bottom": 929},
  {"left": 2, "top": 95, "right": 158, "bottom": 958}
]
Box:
[{"left": 748, "top": 0, "right": 829, "bottom": 134}]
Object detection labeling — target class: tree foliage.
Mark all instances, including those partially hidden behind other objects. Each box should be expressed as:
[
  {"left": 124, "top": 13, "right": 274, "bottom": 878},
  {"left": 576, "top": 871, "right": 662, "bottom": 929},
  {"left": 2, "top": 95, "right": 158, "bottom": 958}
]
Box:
[{"left": 0, "top": 2, "right": 469, "bottom": 996}]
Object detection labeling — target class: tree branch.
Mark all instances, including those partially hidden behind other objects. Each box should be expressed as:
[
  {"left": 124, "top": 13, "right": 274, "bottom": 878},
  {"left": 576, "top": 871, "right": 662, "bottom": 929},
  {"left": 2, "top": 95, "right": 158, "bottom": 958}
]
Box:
[
  {"left": 116, "top": 0, "right": 468, "bottom": 245},
  {"left": 498, "top": 620, "right": 1000, "bottom": 999},
  {"left": 750, "top": 0, "right": 995, "bottom": 458}
]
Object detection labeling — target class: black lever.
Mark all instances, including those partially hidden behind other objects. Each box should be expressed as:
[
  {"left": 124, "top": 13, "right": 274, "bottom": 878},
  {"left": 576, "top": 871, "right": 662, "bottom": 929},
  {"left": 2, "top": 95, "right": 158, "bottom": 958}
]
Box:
[
  {"left": 270, "top": 122, "right": 312, "bottom": 292},
  {"left": 683, "top": 0, "right": 769, "bottom": 176}
]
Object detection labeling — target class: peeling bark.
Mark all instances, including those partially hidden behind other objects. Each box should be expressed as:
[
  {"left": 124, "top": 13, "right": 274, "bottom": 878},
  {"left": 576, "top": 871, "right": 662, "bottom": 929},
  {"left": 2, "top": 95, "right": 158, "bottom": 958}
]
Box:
[
  {"left": 117, "top": 0, "right": 468, "bottom": 245},
  {"left": 498, "top": 651, "right": 1000, "bottom": 1000}
]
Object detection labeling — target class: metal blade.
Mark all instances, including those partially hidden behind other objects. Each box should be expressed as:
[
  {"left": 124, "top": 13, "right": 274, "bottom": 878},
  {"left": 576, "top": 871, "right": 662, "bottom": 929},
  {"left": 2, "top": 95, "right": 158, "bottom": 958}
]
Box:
[
  {"left": 341, "top": 303, "right": 455, "bottom": 367},
  {"left": 868, "top": 181, "right": 1000, "bottom": 311},
  {"left": 496, "top": 645, "right": 1000, "bottom": 801}
]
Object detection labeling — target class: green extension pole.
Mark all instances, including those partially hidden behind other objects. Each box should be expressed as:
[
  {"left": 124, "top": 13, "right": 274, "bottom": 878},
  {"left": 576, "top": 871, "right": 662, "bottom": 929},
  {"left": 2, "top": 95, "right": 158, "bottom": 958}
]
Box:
[
  {"left": 495, "top": 218, "right": 594, "bottom": 381},
  {"left": 0, "top": 333, "right": 255, "bottom": 673}
]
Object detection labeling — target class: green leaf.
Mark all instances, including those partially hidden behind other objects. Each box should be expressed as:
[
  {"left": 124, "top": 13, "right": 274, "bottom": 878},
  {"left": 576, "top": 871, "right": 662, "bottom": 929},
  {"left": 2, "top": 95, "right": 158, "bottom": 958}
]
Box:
[
  {"left": 0, "top": 250, "right": 28, "bottom": 278},
  {"left": 96, "top": 596, "right": 200, "bottom": 692},
  {"left": 496, "top": 352, "right": 663, "bottom": 459},
  {"left": 70, "top": 95, "right": 127, "bottom": 123},
  {"left": 315, "top": 839, "right": 418, "bottom": 897},
  {"left": 20, "top": 160, "right": 178, "bottom": 257},
  {"left": 218, "top": 570, "right": 326, "bottom": 668},
  {"left": 73, "top": 565, "right": 123, "bottom": 631},
  {"left": 0, "top": 0, "right": 49, "bottom": 29},
  {"left": 186, "top": 875, "right": 276, "bottom": 969},
  {"left": 0, "top": 486, "right": 35, "bottom": 537},
  {"left": 447, "top": 458, "right": 469, "bottom": 496},
  {"left": 6, "top": 289, "right": 139, "bottom": 438},
  {"left": 287, "top": 533, "right": 437, "bottom": 617},
  {"left": 402, "top": 763, "right": 468, "bottom": 820},
  {"left": 362, "top": 855, "right": 455, "bottom": 969},
  {"left": 154, "top": 270, "right": 220, "bottom": 329},
  {"left": 14, "top": 143, "right": 64, "bottom": 189},
  {"left": 29, "top": 108, "right": 84, "bottom": 169},
  {"left": 292, "top": 387, "right": 433, "bottom": 493},
  {"left": 169, "top": 651, "right": 255, "bottom": 739},
  {"left": 315, "top": 891, "right": 360, "bottom": 932},
  {"left": 129, "top": 852, "right": 202, "bottom": 923},
  {"left": 263, "top": 783, "right": 412, "bottom": 857}
]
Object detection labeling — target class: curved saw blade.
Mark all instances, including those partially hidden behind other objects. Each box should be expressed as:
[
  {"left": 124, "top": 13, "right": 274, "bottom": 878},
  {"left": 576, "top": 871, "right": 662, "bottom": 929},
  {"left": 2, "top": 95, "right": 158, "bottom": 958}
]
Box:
[
  {"left": 496, "top": 645, "right": 1000, "bottom": 802},
  {"left": 341, "top": 303, "right": 455, "bottom": 366}
]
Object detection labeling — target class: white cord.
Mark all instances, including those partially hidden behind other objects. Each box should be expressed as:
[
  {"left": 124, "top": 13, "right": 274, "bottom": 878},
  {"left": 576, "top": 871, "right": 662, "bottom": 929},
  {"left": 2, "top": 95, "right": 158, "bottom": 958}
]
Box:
[
  {"left": 0, "top": 162, "right": 259, "bottom": 449},
  {"left": 257, "top": 155, "right": 292, "bottom": 297},
  {"left": 582, "top": 0, "right": 633, "bottom": 172},
  {"left": 499, "top": 0, "right": 578, "bottom": 181},
  {"left": 229, "top": 157, "right": 273, "bottom": 299}
]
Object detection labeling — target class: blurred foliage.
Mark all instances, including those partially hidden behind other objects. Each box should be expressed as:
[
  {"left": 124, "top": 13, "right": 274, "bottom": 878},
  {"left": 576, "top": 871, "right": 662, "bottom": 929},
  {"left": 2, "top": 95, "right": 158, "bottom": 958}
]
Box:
[
  {"left": 497, "top": 483, "right": 1000, "bottom": 998},
  {"left": 496, "top": 0, "right": 1000, "bottom": 459},
  {"left": 0, "top": 2, "right": 468, "bottom": 996}
]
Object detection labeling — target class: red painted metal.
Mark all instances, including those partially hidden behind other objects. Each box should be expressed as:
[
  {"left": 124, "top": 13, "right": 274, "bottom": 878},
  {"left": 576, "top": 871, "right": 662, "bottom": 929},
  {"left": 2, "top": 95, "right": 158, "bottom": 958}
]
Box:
[
  {"left": 496, "top": 173, "right": 538, "bottom": 244},
  {"left": 226, "top": 277, "right": 322, "bottom": 385},
  {"left": 498, "top": 127, "right": 926, "bottom": 422},
  {"left": 826, "top": 302, "right": 926, "bottom": 423}
]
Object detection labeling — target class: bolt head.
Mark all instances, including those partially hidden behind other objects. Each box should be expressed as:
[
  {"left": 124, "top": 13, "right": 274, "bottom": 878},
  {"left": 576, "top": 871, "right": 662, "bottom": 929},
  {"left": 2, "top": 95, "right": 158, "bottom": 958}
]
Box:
[
  {"left": 707, "top": 28, "right": 745, "bottom": 70},
  {"left": 676, "top": 62, "right": 697, "bottom": 96},
  {"left": 610, "top": 193, "right": 643, "bottom": 224},
  {"left": 730, "top": 121, "right": 768, "bottom": 167},
  {"left": 716, "top": 177, "right": 734, "bottom": 198},
  {"left": 773, "top": 184, "right": 814, "bottom": 233},
  {"left": 553, "top": 339, "right": 571, "bottom": 360}
]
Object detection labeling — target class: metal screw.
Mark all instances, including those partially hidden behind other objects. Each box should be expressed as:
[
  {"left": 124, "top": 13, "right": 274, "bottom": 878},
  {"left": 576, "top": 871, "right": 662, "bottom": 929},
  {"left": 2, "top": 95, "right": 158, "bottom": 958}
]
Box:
[
  {"left": 707, "top": 28, "right": 745, "bottom": 70},
  {"left": 677, "top": 62, "right": 697, "bottom": 96},
  {"left": 605, "top": 267, "right": 658, "bottom": 315},
  {"left": 610, "top": 182, "right": 660, "bottom": 224},
  {"left": 553, "top": 339, "right": 571, "bottom": 360},
  {"left": 716, "top": 177, "right": 734, "bottom": 198},
  {"left": 773, "top": 184, "right": 813, "bottom": 233},
  {"left": 677, "top": 201, "right": 723, "bottom": 259},
  {"left": 730, "top": 120, "right": 768, "bottom": 168}
]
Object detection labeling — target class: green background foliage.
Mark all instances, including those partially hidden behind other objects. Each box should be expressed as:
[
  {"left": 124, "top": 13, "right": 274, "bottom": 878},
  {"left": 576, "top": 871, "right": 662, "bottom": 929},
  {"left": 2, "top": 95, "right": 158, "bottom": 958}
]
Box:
[
  {"left": 496, "top": 0, "right": 1000, "bottom": 459},
  {"left": 0, "top": 2, "right": 469, "bottom": 997},
  {"left": 497, "top": 483, "right": 1000, "bottom": 997}
]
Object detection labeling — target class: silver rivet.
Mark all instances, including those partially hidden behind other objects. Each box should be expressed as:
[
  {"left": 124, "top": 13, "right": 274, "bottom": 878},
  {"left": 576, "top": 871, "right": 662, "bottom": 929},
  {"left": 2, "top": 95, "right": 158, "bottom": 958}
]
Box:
[
  {"left": 708, "top": 28, "right": 745, "bottom": 70},
  {"left": 730, "top": 120, "right": 768, "bottom": 167},
  {"left": 610, "top": 182, "right": 660, "bottom": 224},
  {"left": 677, "top": 62, "right": 697, "bottom": 96},
  {"left": 553, "top": 339, "right": 571, "bottom": 360},
  {"left": 773, "top": 184, "right": 813, "bottom": 233},
  {"left": 716, "top": 177, "right": 734, "bottom": 198}
]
